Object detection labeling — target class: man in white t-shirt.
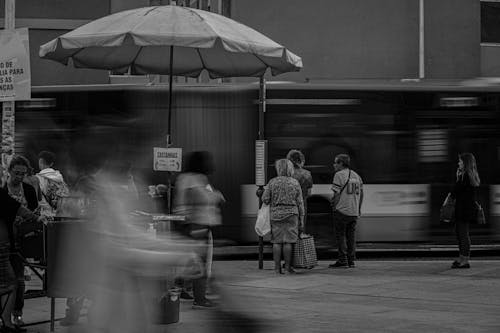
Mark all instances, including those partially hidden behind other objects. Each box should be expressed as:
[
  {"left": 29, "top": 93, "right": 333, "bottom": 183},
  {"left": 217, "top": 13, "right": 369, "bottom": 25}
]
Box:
[{"left": 329, "top": 154, "right": 363, "bottom": 268}]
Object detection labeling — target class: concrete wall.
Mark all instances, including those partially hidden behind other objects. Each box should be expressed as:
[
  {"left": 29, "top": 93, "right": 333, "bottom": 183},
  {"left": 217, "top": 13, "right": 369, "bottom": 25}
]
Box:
[
  {"left": 31, "top": 30, "right": 109, "bottom": 86},
  {"left": 231, "top": 0, "right": 480, "bottom": 81},
  {"left": 1, "top": 0, "right": 113, "bottom": 85},
  {"left": 481, "top": 45, "right": 500, "bottom": 77},
  {"left": 2, "top": 0, "right": 483, "bottom": 85},
  {"left": 424, "top": 0, "right": 480, "bottom": 79},
  {"left": 0, "top": 0, "right": 109, "bottom": 19}
]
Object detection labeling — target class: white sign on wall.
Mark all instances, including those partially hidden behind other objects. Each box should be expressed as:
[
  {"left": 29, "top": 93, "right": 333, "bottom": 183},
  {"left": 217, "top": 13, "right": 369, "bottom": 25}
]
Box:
[
  {"left": 0, "top": 28, "right": 31, "bottom": 101},
  {"left": 153, "top": 147, "right": 182, "bottom": 172}
]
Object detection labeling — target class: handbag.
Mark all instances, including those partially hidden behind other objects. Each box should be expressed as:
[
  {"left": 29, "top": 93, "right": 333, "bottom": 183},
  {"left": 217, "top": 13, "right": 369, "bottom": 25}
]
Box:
[
  {"left": 255, "top": 204, "right": 270, "bottom": 236},
  {"left": 476, "top": 201, "right": 486, "bottom": 225},
  {"left": 440, "top": 193, "right": 455, "bottom": 223},
  {"left": 293, "top": 234, "right": 317, "bottom": 269}
]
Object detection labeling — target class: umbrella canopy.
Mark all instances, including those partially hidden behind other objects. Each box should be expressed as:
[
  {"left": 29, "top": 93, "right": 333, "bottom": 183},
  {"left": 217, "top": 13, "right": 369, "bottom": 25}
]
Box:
[{"left": 39, "top": 5, "right": 302, "bottom": 78}]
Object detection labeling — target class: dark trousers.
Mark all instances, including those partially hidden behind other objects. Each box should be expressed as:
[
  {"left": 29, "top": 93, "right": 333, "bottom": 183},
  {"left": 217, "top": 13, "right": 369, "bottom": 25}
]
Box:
[
  {"left": 455, "top": 221, "right": 471, "bottom": 257},
  {"left": 9, "top": 253, "right": 25, "bottom": 315},
  {"left": 333, "top": 211, "right": 357, "bottom": 263}
]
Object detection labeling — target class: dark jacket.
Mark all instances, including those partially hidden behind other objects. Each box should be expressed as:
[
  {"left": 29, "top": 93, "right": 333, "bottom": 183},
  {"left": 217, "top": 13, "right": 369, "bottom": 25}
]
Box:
[
  {"left": 3, "top": 182, "right": 38, "bottom": 211},
  {"left": 450, "top": 173, "right": 477, "bottom": 222},
  {"left": 3, "top": 183, "right": 40, "bottom": 244},
  {"left": 0, "top": 188, "right": 21, "bottom": 249}
]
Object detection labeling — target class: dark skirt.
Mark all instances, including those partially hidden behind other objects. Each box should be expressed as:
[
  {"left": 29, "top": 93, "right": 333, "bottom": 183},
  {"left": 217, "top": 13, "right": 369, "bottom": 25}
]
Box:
[{"left": 270, "top": 215, "right": 298, "bottom": 244}]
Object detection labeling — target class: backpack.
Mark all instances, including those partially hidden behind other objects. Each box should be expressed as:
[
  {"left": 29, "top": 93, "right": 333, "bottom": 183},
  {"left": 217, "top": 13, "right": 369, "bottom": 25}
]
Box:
[{"left": 41, "top": 177, "right": 70, "bottom": 210}]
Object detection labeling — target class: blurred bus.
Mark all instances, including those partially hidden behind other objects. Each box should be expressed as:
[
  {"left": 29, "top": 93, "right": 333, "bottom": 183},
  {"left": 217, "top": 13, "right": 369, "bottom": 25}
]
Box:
[{"left": 12, "top": 79, "right": 500, "bottom": 245}]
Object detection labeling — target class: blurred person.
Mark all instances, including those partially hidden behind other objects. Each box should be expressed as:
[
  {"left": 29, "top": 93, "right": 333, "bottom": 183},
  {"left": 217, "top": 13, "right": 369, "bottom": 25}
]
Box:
[
  {"left": 287, "top": 150, "right": 313, "bottom": 231},
  {"left": 0, "top": 174, "right": 45, "bottom": 332},
  {"left": 36, "top": 151, "right": 69, "bottom": 219},
  {"left": 5, "top": 155, "right": 40, "bottom": 329},
  {"left": 59, "top": 159, "right": 139, "bottom": 327},
  {"left": 262, "top": 159, "right": 304, "bottom": 275},
  {"left": 448, "top": 153, "right": 480, "bottom": 269},
  {"left": 329, "top": 154, "right": 363, "bottom": 269},
  {"left": 172, "top": 151, "right": 225, "bottom": 308},
  {"left": 59, "top": 157, "right": 204, "bottom": 333}
]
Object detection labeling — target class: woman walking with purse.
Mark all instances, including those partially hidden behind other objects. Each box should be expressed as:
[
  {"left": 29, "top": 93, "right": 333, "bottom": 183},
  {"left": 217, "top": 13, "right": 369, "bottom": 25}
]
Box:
[
  {"left": 448, "top": 153, "right": 480, "bottom": 269},
  {"left": 262, "top": 159, "right": 304, "bottom": 275}
]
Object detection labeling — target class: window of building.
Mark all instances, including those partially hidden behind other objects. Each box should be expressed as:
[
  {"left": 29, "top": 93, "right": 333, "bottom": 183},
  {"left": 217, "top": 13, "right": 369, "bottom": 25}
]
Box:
[{"left": 481, "top": 0, "right": 500, "bottom": 44}]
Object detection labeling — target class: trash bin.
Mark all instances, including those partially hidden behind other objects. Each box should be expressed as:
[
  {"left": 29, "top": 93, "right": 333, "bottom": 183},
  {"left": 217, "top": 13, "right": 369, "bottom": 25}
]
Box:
[
  {"left": 46, "top": 218, "right": 93, "bottom": 298},
  {"left": 152, "top": 287, "right": 181, "bottom": 324}
]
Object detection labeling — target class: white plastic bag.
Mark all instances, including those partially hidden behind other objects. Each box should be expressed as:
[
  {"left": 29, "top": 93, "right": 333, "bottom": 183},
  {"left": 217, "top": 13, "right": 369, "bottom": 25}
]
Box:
[{"left": 255, "top": 204, "right": 271, "bottom": 236}]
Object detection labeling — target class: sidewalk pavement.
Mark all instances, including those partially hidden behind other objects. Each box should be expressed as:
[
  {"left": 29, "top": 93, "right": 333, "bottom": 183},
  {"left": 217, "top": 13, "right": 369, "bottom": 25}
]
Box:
[
  {"left": 20, "top": 259, "right": 500, "bottom": 332},
  {"left": 212, "top": 243, "right": 500, "bottom": 259}
]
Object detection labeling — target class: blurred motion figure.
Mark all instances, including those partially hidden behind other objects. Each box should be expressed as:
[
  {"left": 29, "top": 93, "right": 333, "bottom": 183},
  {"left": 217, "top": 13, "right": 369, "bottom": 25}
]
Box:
[
  {"left": 173, "top": 151, "right": 225, "bottom": 308},
  {"left": 287, "top": 150, "right": 313, "bottom": 232}
]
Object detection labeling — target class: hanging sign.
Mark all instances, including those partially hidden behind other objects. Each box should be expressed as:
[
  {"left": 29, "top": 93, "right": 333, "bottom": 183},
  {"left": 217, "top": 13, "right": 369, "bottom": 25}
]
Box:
[
  {"left": 153, "top": 147, "right": 182, "bottom": 171},
  {"left": 255, "top": 140, "right": 267, "bottom": 186},
  {"left": 0, "top": 28, "right": 31, "bottom": 101}
]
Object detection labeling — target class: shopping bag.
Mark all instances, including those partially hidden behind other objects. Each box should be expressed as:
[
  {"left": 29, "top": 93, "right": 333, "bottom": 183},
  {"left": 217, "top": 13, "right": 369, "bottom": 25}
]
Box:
[
  {"left": 476, "top": 202, "right": 486, "bottom": 225},
  {"left": 293, "top": 234, "right": 317, "bottom": 269},
  {"left": 440, "top": 193, "right": 455, "bottom": 223},
  {"left": 255, "top": 204, "right": 270, "bottom": 236}
]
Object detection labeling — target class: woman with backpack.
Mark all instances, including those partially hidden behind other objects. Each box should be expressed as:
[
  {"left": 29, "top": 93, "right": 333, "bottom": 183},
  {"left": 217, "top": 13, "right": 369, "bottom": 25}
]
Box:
[{"left": 36, "top": 151, "right": 69, "bottom": 219}]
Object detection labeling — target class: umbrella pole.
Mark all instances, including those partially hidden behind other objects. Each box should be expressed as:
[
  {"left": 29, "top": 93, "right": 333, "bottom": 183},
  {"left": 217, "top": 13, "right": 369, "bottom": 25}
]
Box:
[
  {"left": 167, "top": 45, "right": 174, "bottom": 147},
  {"left": 257, "top": 76, "right": 266, "bottom": 269},
  {"left": 166, "top": 45, "right": 174, "bottom": 215}
]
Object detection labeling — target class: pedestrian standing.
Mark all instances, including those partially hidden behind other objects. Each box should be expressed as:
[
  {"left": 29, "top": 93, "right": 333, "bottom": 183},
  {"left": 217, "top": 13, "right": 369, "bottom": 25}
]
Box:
[
  {"left": 5, "top": 155, "right": 39, "bottom": 329},
  {"left": 262, "top": 159, "right": 304, "bottom": 274},
  {"left": 448, "top": 153, "right": 480, "bottom": 269},
  {"left": 0, "top": 168, "right": 45, "bottom": 333},
  {"left": 287, "top": 150, "right": 313, "bottom": 232},
  {"left": 329, "top": 154, "right": 363, "bottom": 269}
]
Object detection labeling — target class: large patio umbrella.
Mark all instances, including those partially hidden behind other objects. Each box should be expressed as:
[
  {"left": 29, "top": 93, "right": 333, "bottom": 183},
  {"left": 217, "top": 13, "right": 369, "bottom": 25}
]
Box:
[{"left": 39, "top": 5, "right": 302, "bottom": 144}]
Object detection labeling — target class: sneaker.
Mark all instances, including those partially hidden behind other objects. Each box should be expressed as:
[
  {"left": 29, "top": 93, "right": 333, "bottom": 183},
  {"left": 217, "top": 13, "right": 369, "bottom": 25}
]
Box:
[
  {"left": 348, "top": 261, "right": 356, "bottom": 268},
  {"left": 329, "top": 261, "right": 349, "bottom": 268},
  {"left": 192, "top": 299, "right": 214, "bottom": 309}
]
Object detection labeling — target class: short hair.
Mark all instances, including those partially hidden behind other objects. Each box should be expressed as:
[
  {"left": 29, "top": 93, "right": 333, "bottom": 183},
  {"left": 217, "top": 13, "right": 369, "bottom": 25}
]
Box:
[
  {"left": 275, "top": 159, "right": 294, "bottom": 177},
  {"left": 286, "top": 149, "right": 305, "bottom": 168},
  {"left": 185, "top": 151, "right": 214, "bottom": 175},
  {"left": 8, "top": 154, "right": 31, "bottom": 171},
  {"left": 38, "top": 151, "right": 56, "bottom": 166},
  {"left": 334, "top": 154, "right": 350, "bottom": 168}
]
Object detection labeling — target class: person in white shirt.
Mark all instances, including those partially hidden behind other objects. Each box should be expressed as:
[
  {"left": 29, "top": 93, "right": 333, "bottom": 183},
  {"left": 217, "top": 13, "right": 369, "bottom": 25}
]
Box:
[
  {"left": 36, "top": 151, "right": 69, "bottom": 219},
  {"left": 329, "top": 154, "right": 363, "bottom": 268}
]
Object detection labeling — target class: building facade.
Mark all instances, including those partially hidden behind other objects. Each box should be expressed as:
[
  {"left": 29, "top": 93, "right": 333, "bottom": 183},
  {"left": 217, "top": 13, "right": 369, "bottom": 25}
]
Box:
[{"left": 1, "top": 0, "right": 499, "bottom": 85}]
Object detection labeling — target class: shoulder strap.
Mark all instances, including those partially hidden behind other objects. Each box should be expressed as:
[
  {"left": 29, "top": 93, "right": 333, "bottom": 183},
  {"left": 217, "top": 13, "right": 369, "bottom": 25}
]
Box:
[{"left": 339, "top": 169, "right": 351, "bottom": 195}]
